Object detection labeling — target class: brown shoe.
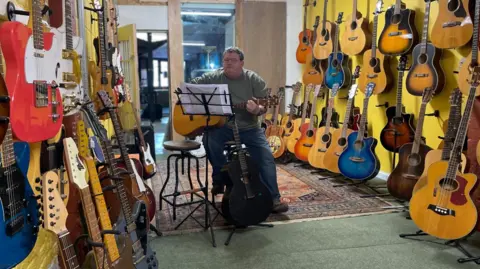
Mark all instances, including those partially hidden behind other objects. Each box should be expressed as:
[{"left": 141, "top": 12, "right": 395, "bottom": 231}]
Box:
[{"left": 272, "top": 199, "right": 289, "bottom": 213}]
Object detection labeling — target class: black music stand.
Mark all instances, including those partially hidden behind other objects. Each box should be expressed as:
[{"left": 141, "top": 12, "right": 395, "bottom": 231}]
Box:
[{"left": 175, "top": 84, "right": 234, "bottom": 247}]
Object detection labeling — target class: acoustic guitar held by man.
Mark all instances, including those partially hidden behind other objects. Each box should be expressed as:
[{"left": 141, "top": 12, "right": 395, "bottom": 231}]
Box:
[{"left": 191, "top": 47, "right": 288, "bottom": 213}]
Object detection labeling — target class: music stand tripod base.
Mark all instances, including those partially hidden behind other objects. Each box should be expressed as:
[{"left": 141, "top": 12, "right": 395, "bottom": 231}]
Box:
[{"left": 225, "top": 223, "right": 274, "bottom": 246}]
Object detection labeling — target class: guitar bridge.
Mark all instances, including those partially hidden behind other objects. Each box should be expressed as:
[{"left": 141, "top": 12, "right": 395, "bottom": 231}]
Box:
[
  {"left": 62, "top": 49, "right": 78, "bottom": 60},
  {"left": 318, "top": 148, "right": 327, "bottom": 152},
  {"left": 442, "top": 21, "right": 461, "bottom": 28},
  {"left": 367, "top": 74, "right": 378, "bottom": 79},
  {"left": 348, "top": 36, "right": 358, "bottom": 41},
  {"left": 34, "top": 81, "right": 49, "bottom": 108},
  {"left": 414, "top": 74, "right": 429, "bottom": 78},
  {"left": 388, "top": 31, "right": 402, "bottom": 36},
  {"left": 319, "top": 42, "right": 327, "bottom": 46},
  {"left": 62, "top": 73, "right": 77, "bottom": 83},
  {"left": 349, "top": 156, "right": 364, "bottom": 163},
  {"left": 427, "top": 204, "right": 455, "bottom": 217},
  {"left": 303, "top": 143, "right": 313, "bottom": 147}
]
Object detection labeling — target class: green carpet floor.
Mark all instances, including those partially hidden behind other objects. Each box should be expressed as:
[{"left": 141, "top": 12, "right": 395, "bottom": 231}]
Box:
[{"left": 150, "top": 212, "right": 480, "bottom": 269}]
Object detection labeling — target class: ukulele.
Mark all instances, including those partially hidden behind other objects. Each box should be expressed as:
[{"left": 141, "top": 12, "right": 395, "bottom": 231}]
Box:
[
  {"left": 340, "top": 0, "right": 371, "bottom": 56},
  {"left": 308, "top": 84, "right": 339, "bottom": 169},
  {"left": 357, "top": 0, "right": 392, "bottom": 95},
  {"left": 431, "top": 0, "right": 474, "bottom": 49},
  {"left": 222, "top": 116, "right": 274, "bottom": 226},
  {"left": 282, "top": 83, "right": 301, "bottom": 147},
  {"left": 266, "top": 88, "right": 286, "bottom": 158},
  {"left": 378, "top": 0, "right": 418, "bottom": 56},
  {"left": 338, "top": 83, "right": 380, "bottom": 181},
  {"left": 409, "top": 67, "right": 480, "bottom": 241},
  {"left": 296, "top": 0, "right": 314, "bottom": 64},
  {"left": 0, "top": 124, "right": 39, "bottom": 268},
  {"left": 379, "top": 55, "right": 415, "bottom": 153},
  {"left": 313, "top": 0, "right": 335, "bottom": 60},
  {"left": 286, "top": 84, "right": 312, "bottom": 153},
  {"left": 413, "top": 88, "right": 467, "bottom": 194},
  {"left": 325, "top": 12, "right": 352, "bottom": 90},
  {"left": 294, "top": 85, "right": 322, "bottom": 162},
  {"left": 405, "top": 0, "right": 445, "bottom": 96},
  {"left": 323, "top": 67, "right": 361, "bottom": 174},
  {"left": 0, "top": 0, "right": 64, "bottom": 142},
  {"left": 386, "top": 87, "right": 435, "bottom": 201},
  {"left": 303, "top": 17, "right": 324, "bottom": 86},
  {"left": 458, "top": 0, "right": 480, "bottom": 96}
]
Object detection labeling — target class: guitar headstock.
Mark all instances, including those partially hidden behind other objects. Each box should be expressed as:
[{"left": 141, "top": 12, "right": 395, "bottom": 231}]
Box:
[
  {"left": 336, "top": 12, "right": 344, "bottom": 24},
  {"left": 77, "top": 120, "right": 90, "bottom": 159},
  {"left": 42, "top": 171, "right": 68, "bottom": 234},
  {"left": 277, "top": 87, "right": 285, "bottom": 102},
  {"left": 374, "top": 0, "right": 383, "bottom": 15},
  {"left": 398, "top": 55, "right": 407, "bottom": 71},
  {"left": 421, "top": 87, "right": 436, "bottom": 103},
  {"left": 449, "top": 88, "right": 462, "bottom": 106},
  {"left": 63, "top": 137, "right": 88, "bottom": 190},
  {"left": 305, "top": 84, "right": 313, "bottom": 96},
  {"left": 365, "top": 83, "right": 375, "bottom": 98},
  {"left": 313, "top": 84, "right": 322, "bottom": 97},
  {"left": 331, "top": 83, "right": 340, "bottom": 98},
  {"left": 292, "top": 82, "right": 302, "bottom": 94},
  {"left": 352, "top": 66, "right": 361, "bottom": 79}
]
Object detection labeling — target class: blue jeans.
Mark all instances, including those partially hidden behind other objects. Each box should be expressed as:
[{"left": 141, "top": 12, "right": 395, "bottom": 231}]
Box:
[{"left": 202, "top": 125, "right": 281, "bottom": 200}]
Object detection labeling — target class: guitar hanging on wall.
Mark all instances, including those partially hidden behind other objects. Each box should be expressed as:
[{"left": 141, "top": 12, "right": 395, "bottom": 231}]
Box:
[
  {"left": 313, "top": 0, "right": 335, "bottom": 60},
  {"left": 340, "top": 0, "right": 371, "bottom": 56},
  {"left": 431, "top": 0, "right": 474, "bottom": 49},
  {"left": 325, "top": 12, "right": 352, "bottom": 90},
  {"left": 296, "top": 0, "right": 314, "bottom": 64}
]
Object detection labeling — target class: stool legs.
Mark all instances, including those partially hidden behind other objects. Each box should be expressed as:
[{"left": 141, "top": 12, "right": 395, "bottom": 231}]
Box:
[
  {"left": 187, "top": 156, "right": 194, "bottom": 203},
  {"left": 173, "top": 156, "right": 182, "bottom": 220},
  {"left": 159, "top": 154, "right": 177, "bottom": 211}
]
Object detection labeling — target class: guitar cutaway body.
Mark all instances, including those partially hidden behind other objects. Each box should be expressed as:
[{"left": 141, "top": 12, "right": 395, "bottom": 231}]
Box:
[
  {"left": 323, "top": 128, "right": 353, "bottom": 174},
  {"left": 296, "top": 30, "right": 313, "bottom": 64},
  {"left": 458, "top": 49, "right": 480, "bottom": 97},
  {"left": 340, "top": 15, "right": 371, "bottom": 56},
  {"left": 409, "top": 161, "right": 477, "bottom": 240},
  {"left": 338, "top": 133, "right": 380, "bottom": 181},
  {"left": 406, "top": 43, "right": 445, "bottom": 96},
  {"left": 378, "top": 7, "right": 418, "bottom": 56},
  {"left": 325, "top": 53, "right": 351, "bottom": 89},
  {"left": 286, "top": 119, "right": 310, "bottom": 153},
  {"left": 431, "top": 0, "right": 473, "bottom": 49},
  {"left": 313, "top": 22, "right": 336, "bottom": 60},
  {"left": 295, "top": 128, "right": 316, "bottom": 162},
  {"left": 358, "top": 49, "right": 392, "bottom": 94},
  {"left": 308, "top": 127, "right": 337, "bottom": 169},
  {"left": 379, "top": 107, "right": 415, "bottom": 152}
]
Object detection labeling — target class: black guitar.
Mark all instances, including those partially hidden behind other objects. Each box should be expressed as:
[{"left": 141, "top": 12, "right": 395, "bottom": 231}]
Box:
[{"left": 222, "top": 116, "right": 273, "bottom": 226}]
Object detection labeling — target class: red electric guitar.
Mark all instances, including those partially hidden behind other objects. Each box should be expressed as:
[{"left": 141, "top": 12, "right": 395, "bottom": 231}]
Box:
[{"left": 0, "top": 0, "right": 63, "bottom": 142}]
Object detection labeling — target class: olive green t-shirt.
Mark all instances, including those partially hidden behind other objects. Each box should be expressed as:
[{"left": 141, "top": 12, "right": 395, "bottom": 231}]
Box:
[{"left": 190, "top": 68, "right": 267, "bottom": 130}]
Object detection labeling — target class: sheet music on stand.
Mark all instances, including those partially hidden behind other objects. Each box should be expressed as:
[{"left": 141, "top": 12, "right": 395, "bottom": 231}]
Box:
[{"left": 177, "top": 82, "right": 234, "bottom": 116}]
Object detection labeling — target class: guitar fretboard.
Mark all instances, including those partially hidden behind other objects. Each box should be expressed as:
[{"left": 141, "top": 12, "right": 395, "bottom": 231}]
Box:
[
  {"left": 58, "top": 231, "right": 80, "bottom": 269},
  {"left": 420, "top": 1, "right": 431, "bottom": 54},
  {"left": 32, "top": 0, "right": 44, "bottom": 50},
  {"left": 395, "top": 67, "right": 405, "bottom": 118},
  {"left": 441, "top": 92, "right": 462, "bottom": 160},
  {"left": 471, "top": 0, "right": 480, "bottom": 63},
  {"left": 65, "top": 0, "right": 74, "bottom": 50}
]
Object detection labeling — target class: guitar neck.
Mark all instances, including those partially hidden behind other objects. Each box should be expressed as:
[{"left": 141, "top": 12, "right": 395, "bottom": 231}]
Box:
[
  {"left": 333, "top": 22, "right": 340, "bottom": 54},
  {"left": 341, "top": 95, "right": 354, "bottom": 138},
  {"left": 393, "top": 0, "right": 401, "bottom": 15},
  {"left": 471, "top": 0, "right": 480, "bottom": 63},
  {"left": 395, "top": 69, "right": 405, "bottom": 117},
  {"left": 58, "top": 231, "right": 80, "bottom": 269},
  {"left": 287, "top": 91, "right": 299, "bottom": 123},
  {"left": 97, "top": 5, "right": 109, "bottom": 82},
  {"left": 371, "top": 13, "right": 379, "bottom": 58},
  {"left": 65, "top": 0, "right": 74, "bottom": 50},
  {"left": 324, "top": 97, "right": 335, "bottom": 133},
  {"left": 356, "top": 96, "right": 370, "bottom": 142},
  {"left": 321, "top": 0, "right": 328, "bottom": 30},
  {"left": 1, "top": 124, "right": 15, "bottom": 168},
  {"left": 32, "top": 0, "right": 44, "bottom": 49},
  {"left": 108, "top": 109, "right": 136, "bottom": 177},
  {"left": 303, "top": 2, "right": 308, "bottom": 37},
  {"left": 307, "top": 92, "right": 319, "bottom": 130},
  {"left": 411, "top": 102, "right": 428, "bottom": 154},
  {"left": 300, "top": 88, "right": 310, "bottom": 125},
  {"left": 133, "top": 104, "right": 147, "bottom": 149},
  {"left": 352, "top": 0, "right": 358, "bottom": 21},
  {"left": 441, "top": 102, "right": 461, "bottom": 160},
  {"left": 420, "top": 1, "right": 432, "bottom": 54},
  {"left": 232, "top": 118, "right": 249, "bottom": 180}
]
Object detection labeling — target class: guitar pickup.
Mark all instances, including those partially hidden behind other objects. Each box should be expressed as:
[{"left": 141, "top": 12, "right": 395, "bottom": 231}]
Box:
[
  {"left": 348, "top": 37, "right": 358, "bottom": 41},
  {"left": 442, "top": 21, "right": 461, "bottom": 28},
  {"left": 6, "top": 215, "right": 24, "bottom": 236},
  {"left": 414, "top": 74, "right": 429, "bottom": 78},
  {"left": 34, "top": 52, "right": 44, "bottom": 58},
  {"left": 62, "top": 73, "right": 77, "bottom": 83},
  {"left": 59, "top": 81, "right": 77, "bottom": 89},
  {"left": 427, "top": 204, "right": 455, "bottom": 217}
]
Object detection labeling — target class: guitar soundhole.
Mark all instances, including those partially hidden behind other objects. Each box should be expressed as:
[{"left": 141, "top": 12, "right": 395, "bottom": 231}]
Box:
[
  {"left": 439, "top": 178, "right": 459, "bottom": 191},
  {"left": 350, "top": 21, "right": 357, "bottom": 30},
  {"left": 332, "top": 59, "right": 338, "bottom": 68},
  {"left": 407, "top": 153, "right": 421, "bottom": 166},
  {"left": 418, "top": 54, "right": 427, "bottom": 65},
  {"left": 286, "top": 122, "right": 292, "bottom": 129},
  {"left": 321, "top": 134, "right": 330, "bottom": 143},
  {"left": 391, "top": 14, "right": 402, "bottom": 25},
  {"left": 354, "top": 140, "right": 364, "bottom": 150},
  {"left": 393, "top": 116, "right": 404, "bottom": 125},
  {"left": 369, "top": 58, "right": 378, "bottom": 68},
  {"left": 338, "top": 138, "right": 347, "bottom": 147},
  {"left": 447, "top": 0, "right": 459, "bottom": 12},
  {"left": 302, "top": 36, "right": 308, "bottom": 43},
  {"left": 306, "top": 130, "right": 314, "bottom": 137},
  {"left": 321, "top": 29, "right": 327, "bottom": 37}
]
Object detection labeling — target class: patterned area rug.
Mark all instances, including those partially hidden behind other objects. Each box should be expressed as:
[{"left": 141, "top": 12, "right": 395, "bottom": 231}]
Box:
[{"left": 150, "top": 158, "right": 394, "bottom": 234}]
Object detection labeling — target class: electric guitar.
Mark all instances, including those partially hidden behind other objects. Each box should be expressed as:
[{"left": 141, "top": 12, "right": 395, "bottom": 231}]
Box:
[
  {"left": 405, "top": 0, "right": 445, "bottom": 97},
  {"left": 338, "top": 83, "right": 380, "bottom": 181},
  {"left": 266, "top": 88, "right": 286, "bottom": 158},
  {"left": 325, "top": 13, "right": 351, "bottom": 90},
  {"left": 386, "top": 87, "right": 435, "bottom": 201},
  {"left": 323, "top": 67, "right": 360, "bottom": 174},
  {"left": 0, "top": 0, "right": 64, "bottom": 142},
  {"left": 379, "top": 55, "right": 415, "bottom": 153},
  {"left": 0, "top": 124, "right": 39, "bottom": 268},
  {"left": 357, "top": 0, "right": 392, "bottom": 95},
  {"left": 296, "top": 0, "right": 314, "bottom": 64},
  {"left": 303, "top": 17, "right": 324, "bottom": 86},
  {"left": 340, "top": 0, "right": 371, "bottom": 56},
  {"left": 282, "top": 82, "right": 302, "bottom": 151},
  {"left": 431, "top": 0, "right": 474, "bottom": 49},
  {"left": 378, "top": 0, "right": 418, "bottom": 56},
  {"left": 308, "top": 83, "right": 339, "bottom": 169},
  {"left": 294, "top": 85, "right": 322, "bottom": 162},
  {"left": 313, "top": 0, "right": 335, "bottom": 60},
  {"left": 409, "top": 67, "right": 480, "bottom": 240},
  {"left": 286, "top": 84, "right": 312, "bottom": 153},
  {"left": 457, "top": 0, "right": 480, "bottom": 97}
]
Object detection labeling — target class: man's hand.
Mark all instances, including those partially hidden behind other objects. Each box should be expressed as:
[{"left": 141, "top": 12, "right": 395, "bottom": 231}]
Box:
[{"left": 246, "top": 97, "right": 264, "bottom": 115}]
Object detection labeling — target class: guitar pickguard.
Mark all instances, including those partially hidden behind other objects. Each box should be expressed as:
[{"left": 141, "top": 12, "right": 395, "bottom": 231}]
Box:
[{"left": 24, "top": 33, "right": 60, "bottom": 84}]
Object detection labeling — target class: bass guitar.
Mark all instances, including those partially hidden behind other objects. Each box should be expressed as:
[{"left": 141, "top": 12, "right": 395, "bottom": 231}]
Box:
[
  {"left": 294, "top": 85, "right": 322, "bottom": 162},
  {"left": 386, "top": 87, "right": 434, "bottom": 201},
  {"left": 0, "top": 124, "right": 39, "bottom": 268},
  {"left": 323, "top": 67, "right": 360, "bottom": 173},
  {"left": 405, "top": 0, "right": 445, "bottom": 96},
  {"left": 0, "top": 0, "right": 64, "bottom": 142},
  {"left": 313, "top": 0, "right": 335, "bottom": 60},
  {"left": 340, "top": 0, "right": 371, "bottom": 56},
  {"left": 358, "top": 0, "right": 392, "bottom": 95},
  {"left": 338, "top": 83, "right": 380, "bottom": 181},
  {"left": 296, "top": 0, "right": 314, "bottom": 64},
  {"left": 379, "top": 55, "right": 415, "bottom": 152},
  {"left": 266, "top": 88, "right": 286, "bottom": 158},
  {"left": 378, "top": 0, "right": 418, "bottom": 56},
  {"left": 458, "top": 0, "right": 480, "bottom": 96},
  {"left": 281, "top": 83, "right": 301, "bottom": 151},
  {"left": 431, "top": 0, "right": 474, "bottom": 49},
  {"left": 303, "top": 17, "right": 324, "bottom": 86},
  {"left": 286, "top": 84, "right": 312, "bottom": 153},
  {"left": 325, "top": 12, "right": 351, "bottom": 90},
  {"left": 409, "top": 67, "right": 480, "bottom": 240},
  {"left": 413, "top": 88, "right": 466, "bottom": 194},
  {"left": 309, "top": 84, "right": 339, "bottom": 168}
]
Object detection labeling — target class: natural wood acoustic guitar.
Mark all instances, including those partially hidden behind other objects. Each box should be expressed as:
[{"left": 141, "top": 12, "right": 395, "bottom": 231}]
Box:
[
  {"left": 431, "top": 0, "right": 474, "bottom": 49},
  {"left": 286, "top": 84, "right": 312, "bottom": 153},
  {"left": 340, "top": 0, "right": 371, "bottom": 56},
  {"left": 313, "top": 0, "right": 335, "bottom": 60},
  {"left": 282, "top": 83, "right": 302, "bottom": 149},
  {"left": 295, "top": 85, "right": 322, "bottom": 162},
  {"left": 303, "top": 16, "right": 324, "bottom": 86}
]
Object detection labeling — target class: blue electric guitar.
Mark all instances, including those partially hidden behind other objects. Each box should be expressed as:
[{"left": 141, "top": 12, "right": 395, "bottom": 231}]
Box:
[
  {"left": 325, "top": 12, "right": 351, "bottom": 90},
  {"left": 0, "top": 123, "right": 39, "bottom": 268},
  {"left": 338, "top": 83, "right": 380, "bottom": 181}
]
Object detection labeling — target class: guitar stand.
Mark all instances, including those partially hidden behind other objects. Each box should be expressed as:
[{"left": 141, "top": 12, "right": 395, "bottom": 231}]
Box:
[
  {"left": 399, "top": 230, "right": 480, "bottom": 264},
  {"left": 224, "top": 223, "right": 274, "bottom": 246}
]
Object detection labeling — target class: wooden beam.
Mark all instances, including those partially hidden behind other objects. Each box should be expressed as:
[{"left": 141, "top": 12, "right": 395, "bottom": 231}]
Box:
[
  {"left": 168, "top": 0, "right": 184, "bottom": 141},
  {"left": 235, "top": 0, "right": 244, "bottom": 48}
]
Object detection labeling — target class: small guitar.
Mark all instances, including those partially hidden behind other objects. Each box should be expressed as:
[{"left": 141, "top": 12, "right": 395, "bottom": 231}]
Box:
[
  {"left": 387, "top": 87, "right": 435, "bottom": 201},
  {"left": 457, "top": 0, "right": 480, "bottom": 97},
  {"left": 286, "top": 84, "right": 312, "bottom": 154},
  {"left": 294, "top": 85, "right": 322, "bottom": 162},
  {"left": 309, "top": 83, "right": 339, "bottom": 169},
  {"left": 296, "top": 0, "right": 314, "bottom": 64},
  {"left": 323, "top": 67, "right": 360, "bottom": 174},
  {"left": 379, "top": 55, "right": 415, "bottom": 153},
  {"left": 378, "top": 0, "right": 418, "bottom": 56},
  {"left": 409, "top": 67, "right": 480, "bottom": 240},
  {"left": 406, "top": 0, "right": 445, "bottom": 96},
  {"left": 431, "top": 0, "right": 474, "bottom": 49},
  {"left": 413, "top": 88, "right": 466, "bottom": 194},
  {"left": 340, "top": 0, "right": 371, "bottom": 56},
  {"left": 358, "top": 0, "right": 392, "bottom": 95},
  {"left": 313, "top": 0, "right": 336, "bottom": 60},
  {"left": 325, "top": 12, "right": 352, "bottom": 90},
  {"left": 338, "top": 83, "right": 380, "bottom": 181},
  {"left": 303, "top": 17, "right": 324, "bottom": 86},
  {"left": 266, "top": 88, "right": 286, "bottom": 158}
]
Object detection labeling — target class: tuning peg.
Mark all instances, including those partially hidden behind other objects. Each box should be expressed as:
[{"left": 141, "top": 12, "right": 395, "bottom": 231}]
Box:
[
  {"left": 50, "top": 222, "right": 56, "bottom": 226},
  {"left": 48, "top": 196, "right": 54, "bottom": 201},
  {"left": 48, "top": 179, "right": 53, "bottom": 184},
  {"left": 35, "top": 186, "right": 42, "bottom": 192},
  {"left": 48, "top": 188, "right": 54, "bottom": 192},
  {"left": 49, "top": 205, "right": 54, "bottom": 209},
  {"left": 49, "top": 213, "right": 55, "bottom": 218},
  {"left": 35, "top": 177, "right": 41, "bottom": 183}
]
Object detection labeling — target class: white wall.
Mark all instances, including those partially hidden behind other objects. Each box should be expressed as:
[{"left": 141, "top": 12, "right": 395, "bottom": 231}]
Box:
[
  {"left": 118, "top": 5, "right": 168, "bottom": 30},
  {"left": 285, "top": 0, "right": 303, "bottom": 111}
]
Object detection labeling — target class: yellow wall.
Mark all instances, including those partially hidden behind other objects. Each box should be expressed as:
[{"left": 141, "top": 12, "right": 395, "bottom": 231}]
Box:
[{"left": 305, "top": 0, "right": 471, "bottom": 173}]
